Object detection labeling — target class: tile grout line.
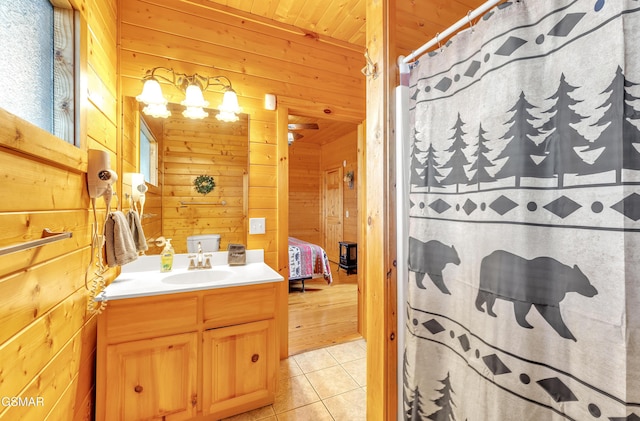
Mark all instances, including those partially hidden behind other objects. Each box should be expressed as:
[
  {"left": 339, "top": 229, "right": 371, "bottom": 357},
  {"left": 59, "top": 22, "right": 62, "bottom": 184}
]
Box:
[
  {"left": 265, "top": 341, "right": 369, "bottom": 420},
  {"left": 298, "top": 358, "right": 357, "bottom": 419}
]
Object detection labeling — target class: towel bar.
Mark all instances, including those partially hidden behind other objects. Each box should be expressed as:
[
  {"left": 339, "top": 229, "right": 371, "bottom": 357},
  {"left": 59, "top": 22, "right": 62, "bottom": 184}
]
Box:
[
  {"left": 0, "top": 229, "right": 73, "bottom": 256},
  {"left": 179, "top": 200, "right": 227, "bottom": 207}
]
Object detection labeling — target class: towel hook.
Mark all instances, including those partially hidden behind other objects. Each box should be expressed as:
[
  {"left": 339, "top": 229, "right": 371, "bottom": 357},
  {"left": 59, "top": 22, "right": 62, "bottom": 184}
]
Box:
[{"left": 361, "top": 48, "right": 379, "bottom": 79}]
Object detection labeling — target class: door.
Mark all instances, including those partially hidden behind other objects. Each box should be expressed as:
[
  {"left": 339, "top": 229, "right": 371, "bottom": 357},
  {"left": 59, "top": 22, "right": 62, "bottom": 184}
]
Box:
[
  {"left": 105, "top": 332, "right": 198, "bottom": 421},
  {"left": 323, "top": 167, "right": 343, "bottom": 262},
  {"left": 202, "top": 319, "right": 276, "bottom": 419}
]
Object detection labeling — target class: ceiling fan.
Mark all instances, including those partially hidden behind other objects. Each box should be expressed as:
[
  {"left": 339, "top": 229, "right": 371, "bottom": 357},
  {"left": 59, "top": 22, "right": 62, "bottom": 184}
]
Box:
[{"left": 288, "top": 122, "right": 319, "bottom": 144}]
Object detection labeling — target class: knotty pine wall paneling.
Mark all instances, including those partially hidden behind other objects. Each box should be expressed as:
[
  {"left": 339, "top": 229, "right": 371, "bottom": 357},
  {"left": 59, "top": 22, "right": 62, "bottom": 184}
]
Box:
[
  {"left": 288, "top": 129, "right": 359, "bottom": 248},
  {"left": 0, "top": 0, "right": 117, "bottom": 419},
  {"left": 365, "top": 0, "right": 398, "bottom": 419},
  {"left": 118, "top": 0, "right": 365, "bottom": 123},
  {"left": 288, "top": 142, "right": 322, "bottom": 245},
  {"left": 248, "top": 101, "right": 279, "bottom": 265},
  {"left": 321, "top": 130, "right": 359, "bottom": 244}
]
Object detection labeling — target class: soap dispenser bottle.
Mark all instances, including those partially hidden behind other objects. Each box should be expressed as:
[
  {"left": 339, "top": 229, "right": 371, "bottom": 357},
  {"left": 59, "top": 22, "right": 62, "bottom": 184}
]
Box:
[{"left": 160, "top": 238, "right": 174, "bottom": 272}]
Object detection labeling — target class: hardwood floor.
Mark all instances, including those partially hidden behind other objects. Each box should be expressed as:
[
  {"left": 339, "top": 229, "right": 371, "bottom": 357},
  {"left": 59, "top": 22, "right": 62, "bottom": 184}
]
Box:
[{"left": 288, "top": 263, "right": 361, "bottom": 356}]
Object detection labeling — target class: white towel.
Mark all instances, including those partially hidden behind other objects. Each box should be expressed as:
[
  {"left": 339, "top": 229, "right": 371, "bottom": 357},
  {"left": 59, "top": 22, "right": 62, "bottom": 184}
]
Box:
[
  {"left": 104, "top": 211, "right": 138, "bottom": 267},
  {"left": 127, "top": 210, "right": 148, "bottom": 252}
]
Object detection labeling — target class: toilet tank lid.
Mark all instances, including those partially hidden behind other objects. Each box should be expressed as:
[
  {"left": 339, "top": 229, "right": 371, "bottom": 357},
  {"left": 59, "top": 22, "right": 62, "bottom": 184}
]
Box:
[{"left": 187, "top": 234, "right": 221, "bottom": 241}]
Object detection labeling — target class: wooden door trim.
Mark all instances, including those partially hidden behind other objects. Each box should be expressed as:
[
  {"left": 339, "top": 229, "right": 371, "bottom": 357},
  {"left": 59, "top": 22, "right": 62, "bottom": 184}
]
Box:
[{"left": 276, "top": 106, "right": 289, "bottom": 360}]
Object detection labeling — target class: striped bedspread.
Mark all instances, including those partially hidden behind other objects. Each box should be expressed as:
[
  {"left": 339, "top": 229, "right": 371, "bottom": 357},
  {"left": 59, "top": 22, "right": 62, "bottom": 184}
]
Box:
[{"left": 288, "top": 237, "right": 332, "bottom": 284}]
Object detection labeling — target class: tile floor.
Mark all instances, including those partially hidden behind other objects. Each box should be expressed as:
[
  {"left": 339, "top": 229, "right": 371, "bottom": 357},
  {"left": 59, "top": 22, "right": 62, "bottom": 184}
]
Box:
[{"left": 223, "top": 339, "right": 367, "bottom": 421}]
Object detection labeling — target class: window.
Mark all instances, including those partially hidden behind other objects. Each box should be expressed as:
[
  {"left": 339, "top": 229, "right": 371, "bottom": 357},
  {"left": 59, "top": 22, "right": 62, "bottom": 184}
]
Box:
[
  {"left": 0, "top": 0, "right": 77, "bottom": 145},
  {"left": 140, "top": 117, "right": 159, "bottom": 186}
]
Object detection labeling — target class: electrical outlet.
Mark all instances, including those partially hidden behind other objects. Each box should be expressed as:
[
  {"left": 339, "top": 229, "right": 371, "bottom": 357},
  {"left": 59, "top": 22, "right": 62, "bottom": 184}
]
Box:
[{"left": 249, "top": 217, "right": 266, "bottom": 234}]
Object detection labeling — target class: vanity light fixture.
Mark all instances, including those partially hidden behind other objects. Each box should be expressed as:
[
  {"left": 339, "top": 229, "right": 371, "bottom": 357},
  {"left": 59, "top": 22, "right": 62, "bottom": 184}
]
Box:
[{"left": 136, "top": 67, "right": 242, "bottom": 122}]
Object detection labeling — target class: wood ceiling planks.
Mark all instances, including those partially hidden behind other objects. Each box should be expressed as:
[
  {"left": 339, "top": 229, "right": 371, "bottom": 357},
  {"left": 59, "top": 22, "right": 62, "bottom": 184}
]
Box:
[{"left": 203, "top": 0, "right": 487, "bottom": 53}]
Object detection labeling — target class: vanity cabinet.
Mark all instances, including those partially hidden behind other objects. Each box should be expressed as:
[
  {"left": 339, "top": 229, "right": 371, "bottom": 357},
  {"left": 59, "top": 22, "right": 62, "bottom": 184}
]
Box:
[
  {"left": 105, "top": 333, "right": 198, "bottom": 421},
  {"left": 96, "top": 282, "right": 278, "bottom": 421},
  {"left": 202, "top": 319, "right": 275, "bottom": 417}
]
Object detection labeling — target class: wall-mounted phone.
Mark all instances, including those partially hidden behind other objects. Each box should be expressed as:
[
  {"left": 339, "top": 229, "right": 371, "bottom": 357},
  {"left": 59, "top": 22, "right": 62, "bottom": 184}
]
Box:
[{"left": 88, "top": 149, "right": 118, "bottom": 199}]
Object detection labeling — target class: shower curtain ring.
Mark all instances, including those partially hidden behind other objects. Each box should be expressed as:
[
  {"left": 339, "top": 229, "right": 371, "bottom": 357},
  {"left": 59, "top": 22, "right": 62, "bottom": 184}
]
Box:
[
  {"left": 435, "top": 32, "right": 441, "bottom": 50},
  {"left": 467, "top": 11, "right": 474, "bottom": 32}
]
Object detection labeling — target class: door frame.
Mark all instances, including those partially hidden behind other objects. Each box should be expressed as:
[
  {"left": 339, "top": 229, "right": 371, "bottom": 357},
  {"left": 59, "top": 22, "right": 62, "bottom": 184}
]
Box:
[{"left": 277, "top": 105, "right": 366, "bottom": 359}]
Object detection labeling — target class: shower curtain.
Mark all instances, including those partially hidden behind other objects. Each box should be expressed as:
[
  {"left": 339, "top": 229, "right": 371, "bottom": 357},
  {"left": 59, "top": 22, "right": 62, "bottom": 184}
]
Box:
[{"left": 403, "top": 1, "right": 640, "bottom": 420}]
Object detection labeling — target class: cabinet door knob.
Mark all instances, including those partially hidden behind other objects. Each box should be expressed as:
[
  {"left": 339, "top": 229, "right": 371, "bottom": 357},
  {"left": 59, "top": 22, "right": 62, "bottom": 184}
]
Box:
[
  {"left": 134, "top": 385, "right": 143, "bottom": 393},
  {"left": 251, "top": 354, "right": 260, "bottom": 363}
]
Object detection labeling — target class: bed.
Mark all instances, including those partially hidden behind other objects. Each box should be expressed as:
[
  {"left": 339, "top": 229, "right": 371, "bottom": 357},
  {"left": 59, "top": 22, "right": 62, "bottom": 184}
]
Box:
[{"left": 288, "top": 237, "right": 333, "bottom": 292}]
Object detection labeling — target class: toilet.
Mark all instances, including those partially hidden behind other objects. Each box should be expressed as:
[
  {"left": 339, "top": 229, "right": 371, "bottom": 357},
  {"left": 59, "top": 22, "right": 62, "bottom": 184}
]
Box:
[{"left": 186, "top": 234, "right": 221, "bottom": 253}]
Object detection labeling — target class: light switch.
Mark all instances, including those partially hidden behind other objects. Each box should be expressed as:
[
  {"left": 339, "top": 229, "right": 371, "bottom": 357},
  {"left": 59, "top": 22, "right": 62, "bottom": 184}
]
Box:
[{"left": 249, "top": 217, "right": 266, "bottom": 234}]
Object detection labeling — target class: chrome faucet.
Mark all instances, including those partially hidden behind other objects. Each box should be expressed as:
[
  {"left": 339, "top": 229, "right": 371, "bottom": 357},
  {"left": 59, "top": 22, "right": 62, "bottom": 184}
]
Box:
[
  {"left": 188, "top": 241, "right": 212, "bottom": 270},
  {"left": 197, "top": 242, "right": 203, "bottom": 265}
]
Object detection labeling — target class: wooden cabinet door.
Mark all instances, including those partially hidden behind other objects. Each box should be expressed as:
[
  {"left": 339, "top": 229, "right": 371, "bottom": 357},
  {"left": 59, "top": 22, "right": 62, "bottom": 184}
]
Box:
[
  {"left": 202, "top": 319, "right": 276, "bottom": 419},
  {"left": 105, "top": 332, "right": 198, "bottom": 421}
]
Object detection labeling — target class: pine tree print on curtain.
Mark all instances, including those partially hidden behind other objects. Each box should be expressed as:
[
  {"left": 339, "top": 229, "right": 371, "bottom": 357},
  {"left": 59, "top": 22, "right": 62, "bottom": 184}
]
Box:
[{"left": 404, "top": 1, "right": 640, "bottom": 420}]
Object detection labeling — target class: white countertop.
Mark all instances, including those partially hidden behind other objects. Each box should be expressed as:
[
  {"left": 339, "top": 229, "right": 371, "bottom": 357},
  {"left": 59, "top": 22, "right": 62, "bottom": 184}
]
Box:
[{"left": 97, "top": 249, "right": 284, "bottom": 301}]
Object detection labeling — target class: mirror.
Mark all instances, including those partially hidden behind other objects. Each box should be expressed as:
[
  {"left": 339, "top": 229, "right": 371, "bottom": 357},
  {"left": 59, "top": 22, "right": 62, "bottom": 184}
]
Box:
[{"left": 130, "top": 99, "right": 249, "bottom": 254}]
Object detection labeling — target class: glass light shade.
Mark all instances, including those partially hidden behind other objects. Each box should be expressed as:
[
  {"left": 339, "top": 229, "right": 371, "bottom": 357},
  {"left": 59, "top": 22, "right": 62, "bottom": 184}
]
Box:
[
  {"left": 218, "top": 88, "right": 241, "bottom": 114},
  {"left": 182, "top": 106, "right": 209, "bottom": 120},
  {"left": 181, "top": 84, "right": 209, "bottom": 108},
  {"left": 216, "top": 110, "right": 239, "bottom": 122},
  {"left": 136, "top": 79, "right": 166, "bottom": 105},
  {"left": 142, "top": 103, "right": 171, "bottom": 118}
]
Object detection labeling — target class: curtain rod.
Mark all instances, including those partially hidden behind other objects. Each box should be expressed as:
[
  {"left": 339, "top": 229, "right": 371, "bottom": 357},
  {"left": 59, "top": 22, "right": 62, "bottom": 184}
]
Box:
[{"left": 401, "top": 0, "right": 503, "bottom": 64}]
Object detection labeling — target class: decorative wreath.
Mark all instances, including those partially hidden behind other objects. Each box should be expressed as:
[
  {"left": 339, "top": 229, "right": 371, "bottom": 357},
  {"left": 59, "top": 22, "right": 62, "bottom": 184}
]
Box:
[{"left": 193, "top": 175, "right": 216, "bottom": 195}]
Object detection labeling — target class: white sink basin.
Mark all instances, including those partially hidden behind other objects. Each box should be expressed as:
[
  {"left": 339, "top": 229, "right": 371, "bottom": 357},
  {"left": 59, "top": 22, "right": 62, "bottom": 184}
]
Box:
[
  {"left": 161, "top": 269, "right": 234, "bottom": 285},
  {"left": 101, "top": 251, "right": 284, "bottom": 301}
]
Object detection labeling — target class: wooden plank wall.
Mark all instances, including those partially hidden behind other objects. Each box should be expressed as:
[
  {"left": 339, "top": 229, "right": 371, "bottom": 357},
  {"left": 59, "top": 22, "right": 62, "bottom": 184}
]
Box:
[
  {"left": 118, "top": 0, "right": 365, "bottom": 122},
  {"left": 288, "top": 128, "right": 358, "bottom": 257},
  {"left": 0, "top": 0, "right": 117, "bottom": 419},
  {"left": 322, "top": 131, "right": 359, "bottom": 244},
  {"left": 364, "top": 0, "right": 397, "bottom": 419},
  {"left": 288, "top": 142, "right": 321, "bottom": 244}
]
